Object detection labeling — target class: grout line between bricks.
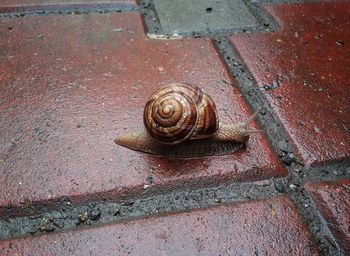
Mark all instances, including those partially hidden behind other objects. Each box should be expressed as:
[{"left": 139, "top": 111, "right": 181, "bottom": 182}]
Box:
[
  {"left": 213, "top": 38, "right": 297, "bottom": 166},
  {"left": 290, "top": 188, "right": 346, "bottom": 255},
  {"left": 0, "top": 167, "right": 348, "bottom": 244},
  {"left": 0, "top": 5, "right": 140, "bottom": 18},
  {"left": 0, "top": 179, "right": 284, "bottom": 240},
  {"left": 212, "top": 36, "right": 349, "bottom": 256}
]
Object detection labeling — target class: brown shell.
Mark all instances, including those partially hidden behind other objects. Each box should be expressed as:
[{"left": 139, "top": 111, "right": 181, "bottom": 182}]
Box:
[{"left": 143, "top": 83, "right": 219, "bottom": 144}]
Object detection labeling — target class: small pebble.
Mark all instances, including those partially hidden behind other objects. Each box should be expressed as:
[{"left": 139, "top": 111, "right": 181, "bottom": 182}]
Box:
[
  {"left": 40, "top": 225, "right": 55, "bottom": 232},
  {"left": 89, "top": 209, "right": 101, "bottom": 221},
  {"left": 113, "top": 209, "right": 121, "bottom": 216},
  {"left": 274, "top": 181, "right": 285, "bottom": 193},
  {"left": 282, "top": 153, "right": 295, "bottom": 166},
  {"left": 52, "top": 219, "right": 64, "bottom": 228},
  {"left": 289, "top": 184, "right": 297, "bottom": 189},
  {"left": 146, "top": 176, "right": 153, "bottom": 184},
  {"left": 214, "top": 198, "right": 222, "bottom": 203},
  {"left": 77, "top": 212, "right": 88, "bottom": 222}
]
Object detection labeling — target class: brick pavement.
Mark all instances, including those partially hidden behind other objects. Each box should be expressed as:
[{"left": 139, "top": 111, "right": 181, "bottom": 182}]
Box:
[
  {"left": 0, "top": 197, "right": 318, "bottom": 255},
  {"left": 230, "top": 2, "right": 350, "bottom": 168},
  {"left": 306, "top": 179, "right": 350, "bottom": 254},
  {"left": 0, "top": 11, "right": 284, "bottom": 212},
  {"left": 0, "top": 0, "right": 349, "bottom": 255}
]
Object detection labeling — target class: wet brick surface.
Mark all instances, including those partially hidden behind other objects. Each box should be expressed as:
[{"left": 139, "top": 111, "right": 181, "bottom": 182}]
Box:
[
  {"left": 0, "top": 0, "right": 137, "bottom": 13},
  {"left": 0, "top": 197, "right": 318, "bottom": 255},
  {"left": 306, "top": 179, "right": 350, "bottom": 253},
  {"left": 0, "top": 12, "right": 285, "bottom": 212},
  {"left": 230, "top": 2, "right": 350, "bottom": 167},
  {"left": 1, "top": 0, "right": 349, "bottom": 254}
]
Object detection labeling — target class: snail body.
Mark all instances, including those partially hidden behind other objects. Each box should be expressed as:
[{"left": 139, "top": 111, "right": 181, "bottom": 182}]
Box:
[{"left": 115, "top": 83, "right": 262, "bottom": 158}]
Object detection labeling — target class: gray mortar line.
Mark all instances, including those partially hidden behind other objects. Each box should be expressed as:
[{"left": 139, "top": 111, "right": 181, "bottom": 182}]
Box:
[
  {"left": 213, "top": 37, "right": 350, "bottom": 178},
  {"left": 213, "top": 35, "right": 349, "bottom": 256},
  {"left": 305, "top": 159, "right": 350, "bottom": 182},
  {"left": 0, "top": 4, "right": 140, "bottom": 18},
  {"left": 214, "top": 38, "right": 298, "bottom": 167},
  {"left": 0, "top": 164, "right": 350, "bottom": 219},
  {"left": 290, "top": 188, "right": 346, "bottom": 256},
  {"left": 0, "top": 168, "right": 347, "bottom": 243},
  {"left": 214, "top": 36, "right": 348, "bottom": 256},
  {"left": 0, "top": 178, "right": 285, "bottom": 240}
]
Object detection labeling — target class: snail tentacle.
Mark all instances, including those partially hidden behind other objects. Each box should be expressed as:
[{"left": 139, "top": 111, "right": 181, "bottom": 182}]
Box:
[{"left": 213, "top": 108, "right": 263, "bottom": 143}]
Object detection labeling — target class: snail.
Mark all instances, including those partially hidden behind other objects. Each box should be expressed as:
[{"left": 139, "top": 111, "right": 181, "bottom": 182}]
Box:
[{"left": 115, "top": 83, "right": 262, "bottom": 158}]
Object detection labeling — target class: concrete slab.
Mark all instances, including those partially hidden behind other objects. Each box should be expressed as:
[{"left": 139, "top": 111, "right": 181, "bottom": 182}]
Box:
[{"left": 153, "top": 0, "right": 259, "bottom": 36}]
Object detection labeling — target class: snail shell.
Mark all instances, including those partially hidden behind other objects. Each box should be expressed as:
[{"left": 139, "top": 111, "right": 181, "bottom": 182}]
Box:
[
  {"left": 115, "top": 83, "right": 262, "bottom": 158},
  {"left": 143, "top": 83, "right": 218, "bottom": 144}
]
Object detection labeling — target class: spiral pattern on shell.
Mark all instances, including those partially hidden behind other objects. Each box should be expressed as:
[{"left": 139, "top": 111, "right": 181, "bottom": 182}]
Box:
[{"left": 143, "top": 83, "right": 218, "bottom": 144}]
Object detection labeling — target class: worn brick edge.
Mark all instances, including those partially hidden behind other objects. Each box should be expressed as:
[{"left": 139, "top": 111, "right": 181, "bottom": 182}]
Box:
[{"left": 0, "top": 158, "right": 285, "bottom": 218}]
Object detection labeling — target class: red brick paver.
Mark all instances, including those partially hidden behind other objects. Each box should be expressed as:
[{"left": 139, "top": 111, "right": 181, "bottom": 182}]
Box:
[
  {"left": 0, "top": 13, "right": 285, "bottom": 212},
  {"left": 230, "top": 2, "right": 350, "bottom": 167},
  {"left": 306, "top": 179, "right": 350, "bottom": 253},
  {"left": 0, "top": 197, "right": 318, "bottom": 255},
  {"left": 0, "top": 0, "right": 137, "bottom": 14}
]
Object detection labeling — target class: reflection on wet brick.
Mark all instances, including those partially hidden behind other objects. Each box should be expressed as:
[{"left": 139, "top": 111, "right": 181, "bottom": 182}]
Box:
[
  {"left": 0, "top": 197, "right": 318, "bottom": 255},
  {"left": 230, "top": 2, "right": 350, "bottom": 167},
  {"left": 306, "top": 179, "right": 350, "bottom": 253},
  {"left": 0, "top": 12, "right": 285, "bottom": 213}
]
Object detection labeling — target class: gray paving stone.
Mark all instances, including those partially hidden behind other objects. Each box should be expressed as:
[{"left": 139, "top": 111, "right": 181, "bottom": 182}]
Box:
[{"left": 154, "top": 0, "right": 259, "bottom": 36}]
